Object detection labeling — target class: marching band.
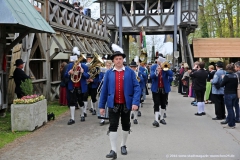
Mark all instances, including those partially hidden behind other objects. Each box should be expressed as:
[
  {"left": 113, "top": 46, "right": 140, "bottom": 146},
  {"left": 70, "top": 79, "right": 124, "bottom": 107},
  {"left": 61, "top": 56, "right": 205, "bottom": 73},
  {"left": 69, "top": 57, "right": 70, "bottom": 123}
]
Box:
[{"left": 64, "top": 44, "right": 173, "bottom": 159}]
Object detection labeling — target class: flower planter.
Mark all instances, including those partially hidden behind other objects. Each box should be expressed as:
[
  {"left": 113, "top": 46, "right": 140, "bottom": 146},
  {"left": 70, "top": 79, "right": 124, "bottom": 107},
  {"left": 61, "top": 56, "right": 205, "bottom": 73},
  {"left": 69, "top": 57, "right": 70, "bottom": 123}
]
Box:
[{"left": 11, "top": 99, "right": 47, "bottom": 131}]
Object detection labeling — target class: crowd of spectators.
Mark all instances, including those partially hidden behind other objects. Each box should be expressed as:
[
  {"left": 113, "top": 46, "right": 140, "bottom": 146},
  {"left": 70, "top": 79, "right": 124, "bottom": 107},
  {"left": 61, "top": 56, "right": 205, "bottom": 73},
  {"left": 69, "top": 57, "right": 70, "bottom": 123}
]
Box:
[
  {"left": 177, "top": 60, "right": 240, "bottom": 129},
  {"left": 57, "top": 0, "right": 84, "bottom": 14}
]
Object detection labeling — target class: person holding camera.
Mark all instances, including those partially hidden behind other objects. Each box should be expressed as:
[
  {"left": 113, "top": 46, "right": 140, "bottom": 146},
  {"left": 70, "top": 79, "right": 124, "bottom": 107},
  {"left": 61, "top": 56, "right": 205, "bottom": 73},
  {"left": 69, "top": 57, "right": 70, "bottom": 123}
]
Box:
[{"left": 189, "top": 62, "right": 208, "bottom": 116}]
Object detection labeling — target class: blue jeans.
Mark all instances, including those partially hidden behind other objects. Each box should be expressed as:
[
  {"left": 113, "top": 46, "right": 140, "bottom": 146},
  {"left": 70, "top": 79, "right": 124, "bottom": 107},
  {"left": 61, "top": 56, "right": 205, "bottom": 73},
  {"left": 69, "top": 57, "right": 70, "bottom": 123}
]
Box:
[{"left": 224, "top": 94, "right": 238, "bottom": 127}]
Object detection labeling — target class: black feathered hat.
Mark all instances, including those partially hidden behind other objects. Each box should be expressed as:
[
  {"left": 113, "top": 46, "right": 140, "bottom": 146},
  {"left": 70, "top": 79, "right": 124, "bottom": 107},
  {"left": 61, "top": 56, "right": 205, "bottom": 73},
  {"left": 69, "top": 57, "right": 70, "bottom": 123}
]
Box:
[{"left": 110, "top": 44, "right": 126, "bottom": 60}]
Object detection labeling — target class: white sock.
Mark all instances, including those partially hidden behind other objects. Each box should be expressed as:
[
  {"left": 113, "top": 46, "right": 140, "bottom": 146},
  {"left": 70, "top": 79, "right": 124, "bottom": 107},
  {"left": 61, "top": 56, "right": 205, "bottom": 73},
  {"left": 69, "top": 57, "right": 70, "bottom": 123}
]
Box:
[
  {"left": 70, "top": 106, "right": 75, "bottom": 120},
  {"left": 83, "top": 101, "right": 88, "bottom": 113},
  {"left": 80, "top": 106, "right": 84, "bottom": 117},
  {"left": 197, "top": 102, "right": 201, "bottom": 113},
  {"left": 159, "top": 108, "right": 162, "bottom": 117},
  {"left": 121, "top": 131, "right": 129, "bottom": 146},
  {"left": 155, "top": 112, "right": 159, "bottom": 121},
  {"left": 90, "top": 100, "right": 93, "bottom": 109},
  {"left": 92, "top": 102, "right": 96, "bottom": 110},
  {"left": 134, "top": 111, "right": 138, "bottom": 120},
  {"left": 160, "top": 109, "right": 164, "bottom": 120},
  {"left": 109, "top": 132, "right": 118, "bottom": 152},
  {"left": 201, "top": 102, "right": 205, "bottom": 113},
  {"left": 163, "top": 109, "right": 166, "bottom": 116}
]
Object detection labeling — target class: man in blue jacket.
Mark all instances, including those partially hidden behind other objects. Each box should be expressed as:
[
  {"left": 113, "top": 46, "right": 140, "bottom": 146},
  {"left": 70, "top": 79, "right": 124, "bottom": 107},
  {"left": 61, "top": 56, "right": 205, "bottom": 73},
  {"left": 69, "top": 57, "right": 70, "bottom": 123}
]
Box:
[
  {"left": 129, "top": 61, "right": 144, "bottom": 125},
  {"left": 99, "top": 44, "right": 141, "bottom": 159},
  {"left": 150, "top": 57, "right": 173, "bottom": 127},
  {"left": 65, "top": 47, "right": 90, "bottom": 125}
]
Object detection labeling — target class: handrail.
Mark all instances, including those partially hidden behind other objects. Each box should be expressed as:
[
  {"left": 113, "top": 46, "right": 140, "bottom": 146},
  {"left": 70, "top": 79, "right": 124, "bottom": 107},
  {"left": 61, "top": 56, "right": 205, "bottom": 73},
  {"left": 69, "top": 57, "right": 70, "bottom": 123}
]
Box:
[{"left": 48, "top": 0, "right": 108, "bottom": 41}]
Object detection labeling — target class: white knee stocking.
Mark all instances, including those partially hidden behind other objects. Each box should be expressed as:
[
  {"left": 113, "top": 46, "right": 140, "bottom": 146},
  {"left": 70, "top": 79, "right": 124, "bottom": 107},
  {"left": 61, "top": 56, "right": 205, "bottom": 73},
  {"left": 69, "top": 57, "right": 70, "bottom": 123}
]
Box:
[
  {"left": 121, "top": 131, "right": 129, "bottom": 146},
  {"left": 109, "top": 132, "right": 118, "bottom": 152},
  {"left": 70, "top": 106, "right": 75, "bottom": 120}
]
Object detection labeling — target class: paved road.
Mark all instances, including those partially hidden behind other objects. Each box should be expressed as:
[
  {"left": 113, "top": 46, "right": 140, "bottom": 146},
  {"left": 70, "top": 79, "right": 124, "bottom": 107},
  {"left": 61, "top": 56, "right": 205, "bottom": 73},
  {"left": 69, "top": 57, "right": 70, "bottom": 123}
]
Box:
[{"left": 0, "top": 87, "right": 240, "bottom": 160}]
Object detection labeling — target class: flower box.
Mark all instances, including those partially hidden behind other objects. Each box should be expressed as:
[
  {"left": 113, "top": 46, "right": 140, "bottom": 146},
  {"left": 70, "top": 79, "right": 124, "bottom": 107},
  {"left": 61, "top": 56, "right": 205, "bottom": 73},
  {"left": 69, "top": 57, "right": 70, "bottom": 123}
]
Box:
[{"left": 11, "top": 99, "right": 47, "bottom": 131}]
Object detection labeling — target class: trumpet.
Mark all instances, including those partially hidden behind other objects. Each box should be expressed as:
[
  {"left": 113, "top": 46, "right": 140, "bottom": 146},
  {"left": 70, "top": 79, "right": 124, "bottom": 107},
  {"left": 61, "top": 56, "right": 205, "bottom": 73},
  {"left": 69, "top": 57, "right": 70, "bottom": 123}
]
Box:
[{"left": 71, "top": 54, "right": 86, "bottom": 83}]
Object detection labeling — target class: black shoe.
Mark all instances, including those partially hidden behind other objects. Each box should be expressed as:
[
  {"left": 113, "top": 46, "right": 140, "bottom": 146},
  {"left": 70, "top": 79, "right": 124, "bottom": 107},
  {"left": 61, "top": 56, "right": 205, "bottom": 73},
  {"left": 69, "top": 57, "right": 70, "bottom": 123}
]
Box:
[
  {"left": 138, "top": 111, "right": 141, "bottom": 117},
  {"left": 92, "top": 110, "right": 96, "bottom": 115},
  {"left": 235, "top": 120, "right": 240, "bottom": 123},
  {"left": 80, "top": 116, "right": 85, "bottom": 122},
  {"left": 160, "top": 119, "right": 167, "bottom": 125},
  {"left": 133, "top": 119, "right": 138, "bottom": 124},
  {"left": 212, "top": 117, "right": 222, "bottom": 120},
  {"left": 201, "top": 112, "right": 206, "bottom": 115},
  {"left": 84, "top": 112, "right": 87, "bottom": 117},
  {"left": 158, "top": 115, "right": 160, "bottom": 120},
  {"left": 100, "top": 120, "right": 105, "bottom": 126},
  {"left": 67, "top": 119, "right": 75, "bottom": 125},
  {"left": 195, "top": 113, "right": 202, "bottom": 116},
  {"left": 221, "top": 120, "right": 228, "bottom": 124},
  {"left": 131, "top": 113, "right": 134, "bottom": 119},
  {"left": 89, "top": 108, "right": 93, "bottom": 113},
  {"left": 152, "top": 120, "right": 159, "bottom": 127},
  {"left": 106, "top": 150, "right": 117, "bottom": 159},
  {"left": 163, "top": 113, "right": 167, "bottom": 118},
  {"left": 191, "top": 101, "right": 196, "bottom": 105},
  {"left": 121, "top": 146, "right": 127, "bottom": 155}
]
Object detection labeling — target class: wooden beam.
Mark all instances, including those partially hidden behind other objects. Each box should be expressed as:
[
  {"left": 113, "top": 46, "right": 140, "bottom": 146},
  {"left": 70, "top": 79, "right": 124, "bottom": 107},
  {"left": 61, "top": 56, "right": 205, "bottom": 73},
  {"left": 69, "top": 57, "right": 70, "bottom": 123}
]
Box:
[
  {"left": 52, "top": 34, "right": 65, "bottom": 52},
  {"left": 4, "top": 29, "right": 31, "bottom": 53},
  {"left": 36, "top": 33, "right": 46, "bottom": 59},
  {"left": 30, "top": 40, "right": 39, "bottom": 59},
  {"left": 61, "top": 33, "right": 73, "bottom": 49}
]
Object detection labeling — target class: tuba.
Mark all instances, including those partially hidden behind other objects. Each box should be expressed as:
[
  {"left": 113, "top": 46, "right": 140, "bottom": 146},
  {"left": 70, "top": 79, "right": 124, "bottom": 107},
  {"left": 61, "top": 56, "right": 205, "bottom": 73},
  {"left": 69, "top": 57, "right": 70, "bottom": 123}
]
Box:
[
  {"left": 161, "top": 61, "right": 171, "bottom": 71},
  {"left": 87, "top": 52, "right": 105, "bottom": 84},
  {"left": 71, "top": 54, "right": 86, "bottom": 83}
]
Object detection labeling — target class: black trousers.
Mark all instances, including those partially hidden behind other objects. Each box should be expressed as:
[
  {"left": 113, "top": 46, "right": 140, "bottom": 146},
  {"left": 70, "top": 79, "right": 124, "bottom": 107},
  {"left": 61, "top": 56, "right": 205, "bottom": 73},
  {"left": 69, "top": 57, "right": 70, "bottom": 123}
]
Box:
[
  {"left": 69, "top": 87, "right": 84, "bottom": 107},
  {"left": 195, "top": 90, "right": 205, "bottom": 102},
  {"left": 152, "top": 88, "right": 167, "bottom": 112},
  {"left": 83, "top": 85, "right": 97, "bottom": 103},
  {"left": 212, "top": 94, "right": 225, "bottom": 119},
  {"left": 108, "top": 104, "right": 131, "bottom": 132}
]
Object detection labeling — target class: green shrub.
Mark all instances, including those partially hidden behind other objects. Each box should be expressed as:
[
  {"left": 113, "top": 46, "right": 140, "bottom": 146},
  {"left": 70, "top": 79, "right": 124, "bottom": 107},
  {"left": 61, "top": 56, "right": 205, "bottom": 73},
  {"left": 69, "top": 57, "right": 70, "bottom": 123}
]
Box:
[{"left": 20, "top": 79, "right": 33, "bottom": 96}]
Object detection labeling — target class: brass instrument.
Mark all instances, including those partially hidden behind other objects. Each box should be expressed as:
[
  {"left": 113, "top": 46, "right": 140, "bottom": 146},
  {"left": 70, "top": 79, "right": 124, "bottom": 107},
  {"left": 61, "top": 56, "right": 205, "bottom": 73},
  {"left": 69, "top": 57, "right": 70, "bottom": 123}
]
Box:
[
  {"left": 71, "top": 54, "right": 86, "bottom": 83},
  {"left": 161, "top": 61, "right": 171, "bottom": 71},
  {"left": 87, "top": 52, "right": 105, "bottom": 84},
  {"left": 135, "top": 71, "right": 141, "bottom": 82}
]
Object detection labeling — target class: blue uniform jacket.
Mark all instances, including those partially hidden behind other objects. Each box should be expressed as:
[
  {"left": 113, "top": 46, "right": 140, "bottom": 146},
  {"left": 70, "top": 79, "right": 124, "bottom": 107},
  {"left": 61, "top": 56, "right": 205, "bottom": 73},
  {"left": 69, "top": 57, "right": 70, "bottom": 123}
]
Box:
[
  {"left": 99, "top": 72, "right": 104, "bottom": 82},
  {"left": 139, "top": 66, "right": 148, "bottom": 83},
  {"left": 150, "top": 64, "right": 173, "bottom": 93},
  {"left": 99, "top": 67, "right": 141, "bottom": 110},
  {"left": 65, "top": 62, "right": 90, "bottom": 93},
  {"left": 88, "top": 75, "right": 99, "bottom": 88},
  {"left": 138, "top": 72, "right": 145, "bottom": 91}
]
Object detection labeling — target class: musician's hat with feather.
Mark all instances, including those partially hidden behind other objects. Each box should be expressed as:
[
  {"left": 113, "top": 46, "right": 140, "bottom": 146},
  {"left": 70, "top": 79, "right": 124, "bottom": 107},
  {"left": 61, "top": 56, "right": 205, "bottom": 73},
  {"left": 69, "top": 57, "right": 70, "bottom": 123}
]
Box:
[
  {"left": 110, "top": 43, "right": 126, "bottom": 60},
  {"left": 72, "top": 46, "right": 80, "bottom": 56}
]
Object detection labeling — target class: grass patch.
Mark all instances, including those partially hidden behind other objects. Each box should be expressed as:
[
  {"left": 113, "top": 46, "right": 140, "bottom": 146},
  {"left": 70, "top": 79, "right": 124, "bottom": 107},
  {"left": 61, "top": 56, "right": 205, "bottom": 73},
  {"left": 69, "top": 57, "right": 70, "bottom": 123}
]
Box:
[{"left": 0, "top": 101, "right": 68, "bottom": 149}]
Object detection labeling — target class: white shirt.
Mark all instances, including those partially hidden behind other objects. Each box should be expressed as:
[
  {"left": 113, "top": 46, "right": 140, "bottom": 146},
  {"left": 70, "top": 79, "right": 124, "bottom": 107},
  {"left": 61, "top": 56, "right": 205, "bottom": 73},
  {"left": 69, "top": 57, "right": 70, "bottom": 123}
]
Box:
[{"left": 112, "top": 66, "right": 125, "bottom": 72}]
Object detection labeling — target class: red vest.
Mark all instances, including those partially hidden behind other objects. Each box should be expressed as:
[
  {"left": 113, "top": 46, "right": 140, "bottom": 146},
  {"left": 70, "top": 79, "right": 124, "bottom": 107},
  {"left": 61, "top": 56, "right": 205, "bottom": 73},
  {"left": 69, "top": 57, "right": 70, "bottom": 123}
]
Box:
[
  {"left": 73, "top": 66, "right": 81, "bottom": 88},
  {"left": 158, "top": 70, "right": 164, "bottom": 88},
  {"left": 114, "top": 71, "right": 125, "bottom": 104}
]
